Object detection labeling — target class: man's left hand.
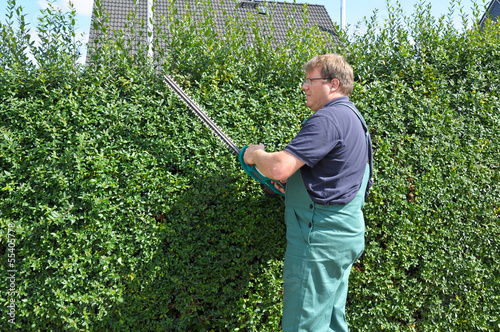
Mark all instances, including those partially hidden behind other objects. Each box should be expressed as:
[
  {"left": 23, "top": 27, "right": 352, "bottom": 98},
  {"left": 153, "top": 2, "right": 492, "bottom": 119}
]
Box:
[{"left": 243, "top": 144, "right": 265, "bottom": 165}]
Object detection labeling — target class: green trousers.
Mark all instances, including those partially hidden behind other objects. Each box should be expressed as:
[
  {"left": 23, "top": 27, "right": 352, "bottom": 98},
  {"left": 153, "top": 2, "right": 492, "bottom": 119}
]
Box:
[{"left": 282, "top": 164, "right": 369, "bottom": 332}]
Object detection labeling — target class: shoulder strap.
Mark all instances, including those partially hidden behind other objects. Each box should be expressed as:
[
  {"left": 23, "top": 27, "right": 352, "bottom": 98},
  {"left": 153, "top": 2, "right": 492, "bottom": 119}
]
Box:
[
  {"left": 335, "top": 104, "right": 373, "bottom": 199},
  {"left": 301, "top": 102, "right": 369, "bottom": 139},
  {"left": 334, "top": 102, "right": 369, "bottom": 146},
  {"left": 335, "top": 102, "right": 368, "bottom": 135}
]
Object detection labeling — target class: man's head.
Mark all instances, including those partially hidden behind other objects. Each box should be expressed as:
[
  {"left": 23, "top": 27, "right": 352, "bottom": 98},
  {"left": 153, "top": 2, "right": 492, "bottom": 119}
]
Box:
[{"left": 302, "top": 53, "right": 354, "bottom": 99}]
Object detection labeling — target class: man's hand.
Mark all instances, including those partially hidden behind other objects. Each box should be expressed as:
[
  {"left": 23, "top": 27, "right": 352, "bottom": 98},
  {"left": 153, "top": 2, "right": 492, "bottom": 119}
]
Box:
[
  {"left": 243, "top": 144, "right": 265, "bottom": 165},
  {"left": 243, "top": 144, "right": 305, "bottom": 183},
  {"left": 272, "top": 180, "right": 286, "bottom": 194}
]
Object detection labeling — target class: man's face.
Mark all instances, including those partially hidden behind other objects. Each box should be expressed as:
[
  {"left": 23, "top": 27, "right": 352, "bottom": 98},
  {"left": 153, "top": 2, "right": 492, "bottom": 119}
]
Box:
[{"left": 302, "top": 67, "right": 333, "bottom": 112}]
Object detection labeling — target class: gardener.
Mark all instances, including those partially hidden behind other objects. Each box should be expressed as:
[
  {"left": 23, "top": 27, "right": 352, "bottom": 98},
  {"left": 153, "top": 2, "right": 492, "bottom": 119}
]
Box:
[{"left": 243, "top": 53, "right": 373, "bottom": 331}]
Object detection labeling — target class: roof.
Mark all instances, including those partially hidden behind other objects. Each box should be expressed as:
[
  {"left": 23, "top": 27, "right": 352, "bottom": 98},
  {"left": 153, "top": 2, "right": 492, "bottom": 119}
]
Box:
[
  {"left": 479, "top": 0, "right": 500, "bottom": 28},
  {"left": 87, "top": 0, "right": 337, "bottom": 61}
]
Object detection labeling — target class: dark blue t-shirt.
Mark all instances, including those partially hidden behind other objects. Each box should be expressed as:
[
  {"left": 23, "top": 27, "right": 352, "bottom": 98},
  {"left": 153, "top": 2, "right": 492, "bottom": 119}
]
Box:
[{"left": 284, "top": 96, "right": 373, "bottom": 205}]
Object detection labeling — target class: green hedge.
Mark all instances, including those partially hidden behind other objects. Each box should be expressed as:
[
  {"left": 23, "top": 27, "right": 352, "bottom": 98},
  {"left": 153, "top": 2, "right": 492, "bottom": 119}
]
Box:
[{"left": 1, "top": 0, "right": 499, "bottom": 330}]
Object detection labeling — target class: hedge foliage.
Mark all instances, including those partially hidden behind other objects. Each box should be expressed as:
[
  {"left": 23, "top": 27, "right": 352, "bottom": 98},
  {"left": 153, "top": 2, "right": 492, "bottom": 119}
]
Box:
[{"left": 1, "top": 0, "right": 499, "bottom": 330}]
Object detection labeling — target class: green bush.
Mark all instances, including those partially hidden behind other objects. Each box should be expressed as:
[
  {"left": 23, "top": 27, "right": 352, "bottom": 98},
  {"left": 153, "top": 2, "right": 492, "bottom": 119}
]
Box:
[{"left": 1, "top": 0, "right": 499, "bottom": 330}]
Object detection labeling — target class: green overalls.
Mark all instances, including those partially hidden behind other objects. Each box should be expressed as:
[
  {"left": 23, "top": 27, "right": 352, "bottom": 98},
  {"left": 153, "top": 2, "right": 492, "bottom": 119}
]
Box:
[{"left": 282, "top": 163, "right": 370, "bottom": 332}]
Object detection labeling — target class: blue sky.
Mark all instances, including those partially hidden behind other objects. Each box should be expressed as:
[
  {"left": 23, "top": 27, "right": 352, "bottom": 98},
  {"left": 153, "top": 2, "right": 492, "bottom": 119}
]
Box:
[
  {"left": 0, "top": 0, "right": 490, "bottom": 62},
  {"left": 314, "top": 0, "right": 488, "bottom": 33}
]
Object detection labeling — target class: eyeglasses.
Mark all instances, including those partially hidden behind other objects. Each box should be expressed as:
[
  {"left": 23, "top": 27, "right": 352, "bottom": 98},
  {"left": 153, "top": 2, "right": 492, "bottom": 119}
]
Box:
[{"left": 302, "top": 77, "right": 332, "bottom": 86}]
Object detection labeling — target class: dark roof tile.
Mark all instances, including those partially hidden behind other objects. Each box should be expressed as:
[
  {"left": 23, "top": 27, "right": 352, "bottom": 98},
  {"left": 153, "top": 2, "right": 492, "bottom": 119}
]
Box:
[
  {"left": 88, "top": 0, "right": 337, "bottom": 56},
  {"left": 480, "top": 0, "right": 500, "bottom": 28}
]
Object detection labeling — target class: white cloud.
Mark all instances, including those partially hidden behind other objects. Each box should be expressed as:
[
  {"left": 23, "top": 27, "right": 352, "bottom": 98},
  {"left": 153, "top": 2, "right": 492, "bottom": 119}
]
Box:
[
  {"left": 37, "top": 0, "right": 94, "bottom": 16},
  {"left": 66, "top": 0, "right": 94, "bottom": 16},
  {"left": 37, "top": 0, "right": 49, "bottom": 10}
]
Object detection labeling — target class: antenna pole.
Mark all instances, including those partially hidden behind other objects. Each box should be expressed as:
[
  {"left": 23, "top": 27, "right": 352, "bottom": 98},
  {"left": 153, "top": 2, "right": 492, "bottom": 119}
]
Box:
[
  {"left": 147, "top": 0, "right": 153, "bottom": 58},
  {"left": 340, "top": 0, "right": 346, "bottom": 30}
]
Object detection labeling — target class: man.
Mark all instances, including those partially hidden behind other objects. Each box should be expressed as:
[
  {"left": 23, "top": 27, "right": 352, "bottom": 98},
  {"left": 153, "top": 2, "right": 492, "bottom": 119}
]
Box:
[{"left": 243, "top": 54, "right": 373, "bottom": 331}]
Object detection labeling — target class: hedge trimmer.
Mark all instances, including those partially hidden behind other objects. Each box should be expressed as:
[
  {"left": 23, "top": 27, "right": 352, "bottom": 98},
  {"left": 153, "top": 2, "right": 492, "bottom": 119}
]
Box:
[{"left": 163, "top": 74, "right": 285, "bottom": 196}]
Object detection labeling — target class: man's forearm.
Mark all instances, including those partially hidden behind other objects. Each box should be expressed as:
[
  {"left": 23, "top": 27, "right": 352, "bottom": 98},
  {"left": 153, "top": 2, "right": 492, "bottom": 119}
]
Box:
[
  {"left": 245, "top": 146, "right": 304, "bottom": 182},
  {"left": 250, "top": 149, "right": 279, "bottom": 180}
]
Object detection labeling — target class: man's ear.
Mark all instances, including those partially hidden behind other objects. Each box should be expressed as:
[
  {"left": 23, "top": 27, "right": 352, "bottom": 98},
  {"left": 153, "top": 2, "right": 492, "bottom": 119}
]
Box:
[{"left": 330, "top": 78, "right": 341, "bottom": 93}]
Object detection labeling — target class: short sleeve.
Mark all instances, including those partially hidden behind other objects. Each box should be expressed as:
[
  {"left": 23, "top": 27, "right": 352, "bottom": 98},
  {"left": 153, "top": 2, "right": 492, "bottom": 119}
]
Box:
[{"left": 284, "top": 114, "right": 341, "bottom": 168}]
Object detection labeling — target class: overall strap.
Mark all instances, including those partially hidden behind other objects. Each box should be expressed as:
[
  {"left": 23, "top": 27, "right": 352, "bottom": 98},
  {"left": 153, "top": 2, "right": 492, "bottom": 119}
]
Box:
[
  {"left": 335, "top": 102, "right": 373, "bottom": 200},
  {"left": 334, "top": 102, "right": 369, "bottom": 141}
]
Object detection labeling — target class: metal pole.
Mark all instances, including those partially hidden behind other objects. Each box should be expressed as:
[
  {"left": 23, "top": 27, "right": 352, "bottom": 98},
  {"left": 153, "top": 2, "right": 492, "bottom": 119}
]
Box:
[
  {"left": 147, "top": 0, "right": 153, "bottom": 58},
  {"left": 340, "top": 0, "right": 346, "bottom": 30}
]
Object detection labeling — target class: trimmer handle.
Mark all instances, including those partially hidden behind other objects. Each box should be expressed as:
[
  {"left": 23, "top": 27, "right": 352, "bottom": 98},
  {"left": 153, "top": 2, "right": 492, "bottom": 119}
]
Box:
[{"left": 239, "top": 146, "right": 285, "bottom": 197}]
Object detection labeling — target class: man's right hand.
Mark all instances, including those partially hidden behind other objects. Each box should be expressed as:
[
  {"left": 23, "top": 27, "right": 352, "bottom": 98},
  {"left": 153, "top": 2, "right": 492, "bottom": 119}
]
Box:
[{"left": 272, "top": 180, "right": 286, "bottom": 195}]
